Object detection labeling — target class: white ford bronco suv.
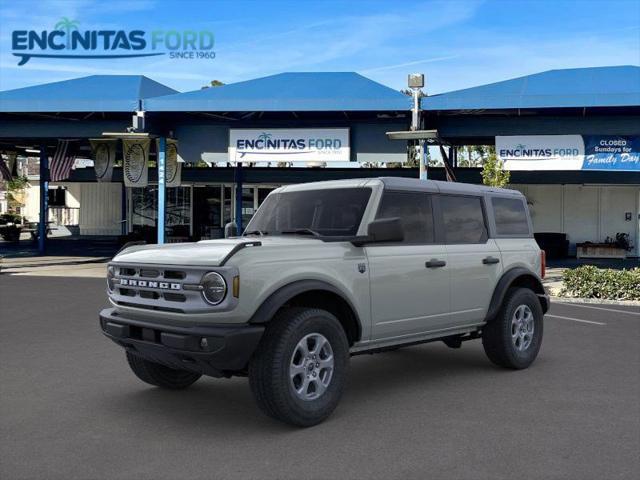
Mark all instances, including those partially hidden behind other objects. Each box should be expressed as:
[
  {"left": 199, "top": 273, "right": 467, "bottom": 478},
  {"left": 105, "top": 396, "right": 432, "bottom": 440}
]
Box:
[{"left": 100, "top": 178, "right": 549, "bottom": 426}]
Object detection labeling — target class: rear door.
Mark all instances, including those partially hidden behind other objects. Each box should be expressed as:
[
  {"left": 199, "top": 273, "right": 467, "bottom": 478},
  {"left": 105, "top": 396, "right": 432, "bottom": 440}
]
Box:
[
  {"left": 366, "top": 190, "right": 450, "bottom": 341},
  {"left": 439, "top": 194, "right": 502, "bottom": 326}
]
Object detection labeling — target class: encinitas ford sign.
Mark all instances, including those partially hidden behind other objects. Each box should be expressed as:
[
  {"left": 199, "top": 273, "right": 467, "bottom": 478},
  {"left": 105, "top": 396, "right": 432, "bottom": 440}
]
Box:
[
  {"left": 229, "top": 128, "right": 350, "bottom": 162},
  {"left": 497, "top": 135, "right": 640, "bottom": 171},
  {"left": 11, "top": 17, "right": 215, "bottom": 65}
]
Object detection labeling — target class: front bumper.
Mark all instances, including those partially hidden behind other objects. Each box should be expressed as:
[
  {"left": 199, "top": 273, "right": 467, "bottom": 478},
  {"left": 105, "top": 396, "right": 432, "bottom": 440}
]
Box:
[{"left": 99, "top": 308, "right": 264, "bottom": 377}]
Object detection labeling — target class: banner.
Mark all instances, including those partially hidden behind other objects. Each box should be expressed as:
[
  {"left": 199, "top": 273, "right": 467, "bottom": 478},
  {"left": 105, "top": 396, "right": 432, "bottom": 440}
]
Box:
[
  {"left": 497, "top": 135, "right": 584, "bottom": 171},
  {"left": 122, "top": 138, "right": 150, "bottom": 187},
  {"left": 156, "top": 138, "right": 181, "bottom": 187},
  {"left": 90, "top": 139, "right": 117, "bottom": 182},
  {"left": 497, "top": 135, "right": 640, "bottom": 171},
  {"left": 582, "top": 136, "right": 640, "bottom": 171},
  {"left": 229, "top": 128, "right": 350, "bottom": 163}
]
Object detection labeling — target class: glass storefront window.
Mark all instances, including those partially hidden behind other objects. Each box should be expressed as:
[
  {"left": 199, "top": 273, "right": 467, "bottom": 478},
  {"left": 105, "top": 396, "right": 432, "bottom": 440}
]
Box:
[
  {"left": 223, "top": 186, "right": 233, "bottom": 225},
  {"left": 131, "top": 186, "right": 191, "bottom": 240}
]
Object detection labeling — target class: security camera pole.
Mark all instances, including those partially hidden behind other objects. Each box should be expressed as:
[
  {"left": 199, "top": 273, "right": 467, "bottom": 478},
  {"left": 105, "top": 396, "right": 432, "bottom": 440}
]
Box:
[{"left": 408, "top": 73, "right": 427, "bottom": 180}]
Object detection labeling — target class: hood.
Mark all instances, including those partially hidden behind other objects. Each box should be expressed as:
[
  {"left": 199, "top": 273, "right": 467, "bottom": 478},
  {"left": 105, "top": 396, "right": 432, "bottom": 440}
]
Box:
[{"left": 112, "top": 236, "right": 324, "bottom": 266}]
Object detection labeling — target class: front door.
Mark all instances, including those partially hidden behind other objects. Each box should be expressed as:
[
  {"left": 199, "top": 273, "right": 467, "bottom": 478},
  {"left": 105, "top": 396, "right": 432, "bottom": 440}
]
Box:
[{"left": 367, "top": 191, "right": 451, "bottom": 341}]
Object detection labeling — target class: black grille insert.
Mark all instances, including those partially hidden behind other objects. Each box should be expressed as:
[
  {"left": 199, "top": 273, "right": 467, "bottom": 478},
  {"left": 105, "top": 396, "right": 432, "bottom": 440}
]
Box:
[
  {"left": 163, "top": 292, "right": 186, "bottom": 302},
  {"left": 164, "top": 270, "right": 186, "bottom": 280},
  {"left": 140, "top": 269, "right": 160, "bottom": 278}
]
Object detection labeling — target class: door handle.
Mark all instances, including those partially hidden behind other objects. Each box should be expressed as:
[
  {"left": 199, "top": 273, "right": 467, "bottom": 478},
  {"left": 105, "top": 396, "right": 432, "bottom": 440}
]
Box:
[
  {"left": 482, "top": 256, "right": 500, "bottom": 265},
  {"left": 425, "top": 259, "right": 446, "bottom": 268}
]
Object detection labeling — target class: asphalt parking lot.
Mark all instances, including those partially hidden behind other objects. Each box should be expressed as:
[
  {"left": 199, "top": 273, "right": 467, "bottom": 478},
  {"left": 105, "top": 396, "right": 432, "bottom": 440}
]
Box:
[{"left": 1, "top": 274, "right": 638, "bottom": 480}]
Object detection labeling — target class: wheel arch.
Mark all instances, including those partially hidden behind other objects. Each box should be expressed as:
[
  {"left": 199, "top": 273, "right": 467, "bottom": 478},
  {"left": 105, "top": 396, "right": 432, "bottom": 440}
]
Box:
[
  {"left": 485, "top": 268, "right": 549, "bottom": 323},
  {"left": 248, "top": 280, "right": 362, "bottom": 346}
]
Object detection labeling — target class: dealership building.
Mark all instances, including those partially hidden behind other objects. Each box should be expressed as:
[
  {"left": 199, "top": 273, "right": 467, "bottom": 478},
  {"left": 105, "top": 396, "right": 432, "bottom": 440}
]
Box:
[{"left": 0, "top": 65, "right": 638, "bottom": 257}]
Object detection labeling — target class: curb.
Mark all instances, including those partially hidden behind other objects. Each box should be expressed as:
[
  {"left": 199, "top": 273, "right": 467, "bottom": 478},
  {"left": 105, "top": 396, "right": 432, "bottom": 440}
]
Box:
[
  {"left": 0, "top": 257, "right": 109, "bottom": 271},
  {"left": 550, "top": 296, "right": 640, "bottom": 307}
]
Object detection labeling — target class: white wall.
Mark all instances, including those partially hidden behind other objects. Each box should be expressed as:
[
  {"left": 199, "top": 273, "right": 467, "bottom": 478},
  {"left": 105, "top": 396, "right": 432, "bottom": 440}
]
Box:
[
  {"left": 512, "top": 184, "right": 640, "bottom": 257},
  {"left": 78, "top": 183, "right": 122, "bottom": 235},
  {"left": 23, "top": 181, "right": 40, "bottom": 222}
]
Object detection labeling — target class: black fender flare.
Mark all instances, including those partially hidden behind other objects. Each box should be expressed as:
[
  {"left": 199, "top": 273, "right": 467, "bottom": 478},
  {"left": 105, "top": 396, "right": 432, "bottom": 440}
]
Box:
[
  {"left": 248, "top": 279, "right": 362, "bottom": 340},
  {"left": 485, "top": 267, "right": 549, "bottom": 322}
]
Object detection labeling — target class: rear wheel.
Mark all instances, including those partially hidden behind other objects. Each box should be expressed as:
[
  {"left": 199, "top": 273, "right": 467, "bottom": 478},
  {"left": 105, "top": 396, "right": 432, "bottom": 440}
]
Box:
[
  {"left": 482, "top": 288, "right": 543, "bottom": 369},
  {"left": 126, "top": 352, "right": 202, "bottom": 389},
  {"left": 249, "top": 307, "right": 349, "bottom": 427}
]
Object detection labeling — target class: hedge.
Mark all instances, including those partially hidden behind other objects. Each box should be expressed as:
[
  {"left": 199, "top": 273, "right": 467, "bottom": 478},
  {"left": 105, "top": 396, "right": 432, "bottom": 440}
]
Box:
[{"left": 560, "top": 266, "right": 640, "bottom": 301}]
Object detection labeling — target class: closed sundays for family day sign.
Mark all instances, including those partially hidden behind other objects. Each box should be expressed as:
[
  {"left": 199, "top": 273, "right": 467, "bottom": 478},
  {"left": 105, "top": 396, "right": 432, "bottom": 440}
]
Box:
[
  {"left": 229, "top": 128, "right": 350, "bottom": 162},
  {"left": 496, "top": 135, "right": 640, "bottom": 171}
]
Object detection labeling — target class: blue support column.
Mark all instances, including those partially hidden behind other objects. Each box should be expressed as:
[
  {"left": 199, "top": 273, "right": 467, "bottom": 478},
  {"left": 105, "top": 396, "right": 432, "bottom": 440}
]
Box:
[
  {"left": 38, "top": 145, "right": 48, "bottom": 255},
  {"left": 234, "top": 162, "right": 243, "bottom": 233},
  {"left": 157, "top": 137, "right": 166, "bottom": 244}
]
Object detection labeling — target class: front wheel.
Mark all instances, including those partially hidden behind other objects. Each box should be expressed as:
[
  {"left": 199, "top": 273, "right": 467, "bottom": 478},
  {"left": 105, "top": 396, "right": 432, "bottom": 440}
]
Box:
[
  {"left": 249, "top": 307, "right": 349, "bottom": 427},
  {"left": 126, "top": 352, "right": 202, "bottom": 389},
  {"left": 482, "top": 288, "right": 544, "bottom": 369}
]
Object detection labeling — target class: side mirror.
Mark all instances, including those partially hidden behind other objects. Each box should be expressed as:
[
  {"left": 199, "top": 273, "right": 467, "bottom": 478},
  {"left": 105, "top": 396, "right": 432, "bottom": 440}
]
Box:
[
  {"left": 224, "top": 222, "right": 238, "bottom": 238},
  {"left": 352, "top": 217, "right": 404, "bottom": 246}
]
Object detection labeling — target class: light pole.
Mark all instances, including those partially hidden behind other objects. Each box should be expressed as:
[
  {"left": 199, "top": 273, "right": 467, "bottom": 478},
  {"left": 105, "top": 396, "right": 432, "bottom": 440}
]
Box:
[{"left": 408, "top": 73, "right": 426, "bottom": 180}]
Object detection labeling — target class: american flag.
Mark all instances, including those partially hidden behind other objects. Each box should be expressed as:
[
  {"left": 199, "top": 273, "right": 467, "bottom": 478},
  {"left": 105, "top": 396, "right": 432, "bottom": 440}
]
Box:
[
  {"left": 49, "top": 140, "right": 78, "bottom": 182},
  {"left": 0, "top": 156, "right": 12, "bottom": 181}
]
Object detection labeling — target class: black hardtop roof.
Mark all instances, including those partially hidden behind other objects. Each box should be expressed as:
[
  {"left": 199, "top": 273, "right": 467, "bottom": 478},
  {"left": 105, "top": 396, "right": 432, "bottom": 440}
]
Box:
[{"left": 378, "top": 177, "right": 523, "bottom": 197}]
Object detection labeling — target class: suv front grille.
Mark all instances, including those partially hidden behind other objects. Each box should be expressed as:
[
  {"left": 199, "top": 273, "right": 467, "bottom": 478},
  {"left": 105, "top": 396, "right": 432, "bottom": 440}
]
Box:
[{"left": 109, "top": 263, "right": 236, "bottom": 314}]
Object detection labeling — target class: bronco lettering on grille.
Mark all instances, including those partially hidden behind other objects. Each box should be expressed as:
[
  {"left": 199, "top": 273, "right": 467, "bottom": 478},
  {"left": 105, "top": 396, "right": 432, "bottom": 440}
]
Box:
[{"left": 119, "top": 278, "right": 181, "bottom": 290}]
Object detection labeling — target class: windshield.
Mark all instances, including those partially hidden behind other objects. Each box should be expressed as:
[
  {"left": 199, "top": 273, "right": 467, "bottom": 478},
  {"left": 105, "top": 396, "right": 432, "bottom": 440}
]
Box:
[{"left": 245, "top": 187, "right": 372, "bottom": 237}]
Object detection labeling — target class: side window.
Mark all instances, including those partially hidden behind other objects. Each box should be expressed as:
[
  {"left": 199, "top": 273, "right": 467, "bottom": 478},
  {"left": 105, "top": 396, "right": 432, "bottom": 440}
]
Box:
[
  {"left": 375, "top": 191, "right": 434, "bottom": 244},
  {"left": 492, "top": 197, "right": 530, "bottom": 236},
  {"left": 440, "top": 195, "right": 487, "bottom": 244}
]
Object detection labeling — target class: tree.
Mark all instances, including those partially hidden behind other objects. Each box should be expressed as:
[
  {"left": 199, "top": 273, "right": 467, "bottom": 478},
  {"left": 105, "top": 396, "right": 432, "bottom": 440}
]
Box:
[
  {"left": 481, "top": 152, "right": 510, "bottom": 188},
  {"left": 54, "top": 17, "right": 80, "bottom": 49},
  {"left": 201, "top": 80, "right": 225, "bottom": 89},
  {"left": 6, "top": 175, "right": 29, "bottom": 213}
]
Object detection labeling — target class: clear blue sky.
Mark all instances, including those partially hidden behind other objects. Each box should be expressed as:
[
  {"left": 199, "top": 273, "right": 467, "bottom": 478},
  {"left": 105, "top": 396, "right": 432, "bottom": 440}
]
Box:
[{"left": 0, "top": 0, "right": 638, "bottom": 94}]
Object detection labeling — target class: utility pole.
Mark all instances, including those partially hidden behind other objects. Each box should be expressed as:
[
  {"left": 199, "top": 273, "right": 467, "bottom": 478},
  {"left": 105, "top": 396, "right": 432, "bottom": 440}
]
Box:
[{"left": 408, "top": 73, "right": 426, "bottom": 180}]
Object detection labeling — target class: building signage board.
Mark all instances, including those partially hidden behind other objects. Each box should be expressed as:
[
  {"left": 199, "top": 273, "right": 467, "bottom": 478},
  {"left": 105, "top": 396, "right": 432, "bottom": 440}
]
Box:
[
  {"left": 582, "top": 136, "right": 640, "bottom": 171},
  {"left": 229, "top": 128, "right": 350, "bottom": 163},
  {"left": 496, "top": 135, "right": 584, "bottom": 170},
  {"left": 497, "top": 135, "right": 640, "bottom": 171}
]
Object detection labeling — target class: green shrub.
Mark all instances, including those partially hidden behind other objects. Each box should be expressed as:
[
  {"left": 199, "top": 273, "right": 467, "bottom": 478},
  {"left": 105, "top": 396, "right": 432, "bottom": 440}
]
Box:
[{"left": 560, "top": 265, "right": 640, "bottom": 301}]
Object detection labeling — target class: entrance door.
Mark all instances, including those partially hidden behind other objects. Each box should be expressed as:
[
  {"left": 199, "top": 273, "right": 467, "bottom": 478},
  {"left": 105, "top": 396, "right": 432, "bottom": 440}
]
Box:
[
  {"left": 193, "top": 186, "right": 223, "bottom": 240},
  {"left": 367, "top": 191, "right": 451, "bottom": 341}
]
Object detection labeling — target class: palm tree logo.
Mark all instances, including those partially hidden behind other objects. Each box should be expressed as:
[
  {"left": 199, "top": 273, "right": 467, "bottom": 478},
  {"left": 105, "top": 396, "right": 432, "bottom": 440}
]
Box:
[
  {"left": 54, "top": 17, "right": 80, "bottom": 49},
  {"left": 257, "top": 132, "right": 272, "bottom": 142}
]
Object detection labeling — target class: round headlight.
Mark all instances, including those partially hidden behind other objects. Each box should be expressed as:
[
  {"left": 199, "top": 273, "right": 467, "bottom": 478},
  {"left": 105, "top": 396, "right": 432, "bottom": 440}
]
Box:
[
  {"left": 107, "top": 265, "right": 116, "bottom": 292},
  {"left": 201, "top": 272, "right": 227, "bottom": 305}
]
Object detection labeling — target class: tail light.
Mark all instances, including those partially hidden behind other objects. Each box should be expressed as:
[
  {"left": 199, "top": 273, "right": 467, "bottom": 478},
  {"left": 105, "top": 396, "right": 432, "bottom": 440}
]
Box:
[{"left": 540, "top": 250, "right": 546, "bottom": 279}]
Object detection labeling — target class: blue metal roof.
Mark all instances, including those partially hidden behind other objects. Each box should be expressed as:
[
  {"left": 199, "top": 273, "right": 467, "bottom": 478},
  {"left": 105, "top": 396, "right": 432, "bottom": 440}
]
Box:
[
  {"left": 422, "top": 66, "right": 640, "bottom": 111},
  {"left": 144, "top": 72, "right": 411, "bottom": 112},
  {"left": 0, "top": 75, "right": 178, "bottom": 113}
]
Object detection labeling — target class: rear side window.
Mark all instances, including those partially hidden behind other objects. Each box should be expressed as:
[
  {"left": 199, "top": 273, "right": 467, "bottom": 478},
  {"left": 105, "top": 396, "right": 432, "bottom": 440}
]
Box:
[
  {"left": 376, "top": 191, "right": 434, "bottom": 244},
  {"left": 492, "top": 197, "right": 530, "bottom": 236},
  {"left": 440, "top": 195, "right": 487, "bottom": 244}
]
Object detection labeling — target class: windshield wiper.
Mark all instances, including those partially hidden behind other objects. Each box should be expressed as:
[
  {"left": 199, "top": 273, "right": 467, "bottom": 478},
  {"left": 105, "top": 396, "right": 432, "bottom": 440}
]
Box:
[
  {"left": 244, "top": 229, "right": 268, "bottom": 236},
  {"left": 280, "top": 228, "right": 321, "bottom": 237}
]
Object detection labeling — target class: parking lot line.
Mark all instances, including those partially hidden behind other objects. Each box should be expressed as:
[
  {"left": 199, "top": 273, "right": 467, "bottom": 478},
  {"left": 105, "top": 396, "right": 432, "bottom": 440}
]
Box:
[
  {"left": 545, "top": 314, "right": 607, "bottom": 326},
  {"left": 554, "top": 302, "right": 640, "bottom": 317}
]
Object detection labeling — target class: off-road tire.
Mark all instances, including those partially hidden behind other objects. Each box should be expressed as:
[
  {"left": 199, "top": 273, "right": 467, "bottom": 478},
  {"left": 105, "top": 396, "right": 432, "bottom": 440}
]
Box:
[
  {"left": 249, "top": 307, "right": 350, "bottom": 427},
  {"left": 482, "top": 287, "right": 544, "bottom": 369},
  {"left": 126, "top": 351, "right": 202, "bottom": 389}
]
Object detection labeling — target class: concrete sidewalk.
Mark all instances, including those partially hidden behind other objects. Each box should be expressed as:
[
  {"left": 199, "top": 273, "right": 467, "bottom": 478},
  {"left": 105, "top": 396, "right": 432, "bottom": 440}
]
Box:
[
  {"left": 0, "top": 256, "right": 108, "bottom": 276},
  {"left": 542, "top": 267, "right": 564, "bottom": 296}
]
